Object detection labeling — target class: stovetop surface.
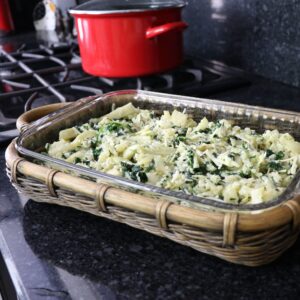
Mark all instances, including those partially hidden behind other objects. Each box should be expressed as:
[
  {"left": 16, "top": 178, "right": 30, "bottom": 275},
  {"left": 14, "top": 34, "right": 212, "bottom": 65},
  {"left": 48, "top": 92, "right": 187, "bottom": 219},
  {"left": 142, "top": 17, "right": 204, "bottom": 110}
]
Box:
[
  {"left": 0, "top": 37, "right": 251, "bottom": 141},
  {"left": 2, "top": 32, "right": 300, "bottom": 300}
]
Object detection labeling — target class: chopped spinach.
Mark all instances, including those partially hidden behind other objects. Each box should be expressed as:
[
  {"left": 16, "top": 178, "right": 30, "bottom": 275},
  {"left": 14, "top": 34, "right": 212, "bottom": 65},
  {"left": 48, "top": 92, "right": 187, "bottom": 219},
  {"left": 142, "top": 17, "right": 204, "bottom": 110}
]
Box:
[
  {"left": 172, "top": 128, "right": 187, "bottom": 146},
  {"left": 75, "top": 157, "right": 82, "bottom": 164},
  {"left": 173, "top": 135, "right": 186, "bottom": 146},
  {"left": 91, "top": 138, "right": 98, "bottom": 149},
  {"left": 121, "top": 162, "right": 148, "bottom": 183},
  {"left": 102, "top": 122, "right": 132, "bottom": 135},
  {"left": 75, "top": 124, "right": 90, "bottom": 133},
  {"left": 266, "top": 150, "right": 284, "bottom": 160},
  {"left": 74, "top": 157, "right": 90, "bottom": 166},
  {"left": 215, "top": 121, "right": 222, "bottom": 128},
  {"left": 82, "top": 159, "right": 90, "bottom": 166},
  {"left": 145, "top": 160, "right": 155, "bottom": 172},
  {"left": 89, "top": 120, "right": 100, "bottom": 130},
  {"left": 228, "top": 136, "right": 238, "bottom": 145},
  {"left": 185, "top": 177, "right": 198, "bottom": 187},
  {"left": 242, "top": 142, "right": 248, "bottom": 149},
  {"left": 239, "top": 171, "right": 251, "bottom": 178},
  {"left": 266, "top": 149, "right": 274, "bottom": 157},
  {"left": 211, "top": 165, "right": 229, "bottom": 175},
  {"left": 193, "top": 164, "right": 208, "bottom": 175},
  {"left": 229, "top": 135, "right": 238, "bottom": 140},
  {"left": 199, "top": 128, "right": 211, "bottom": 134},
  {"left": 268, "top": 161, "right": 282, "bottom": 171},
  {"left": 211, "top": 161, "right": 219, "bottom": 169},
  {"left": 69, "top": 149, "right": 77, "bottom": 155},
  {"left": 275, "top": 151, "right": 284, "bottom": 160},
  {"left": 90, "top": 135, "right": 102, "bottom": 160},
  {"left": 74, "top": 125, "right": 83, "bottom": 133},
  {"left": 106, "top": 122, "right": 124, "bottom": 132},
  {"left": 172, "top": 153, "right": 180, "bottom": 162},
  {"left": 228, "top": 152, "right": 236, "bottom": 159},
  {"left": 187, "top": 150, "right": 194, "bottom": 168},
  {"left": 93, "top": 147, "right": 102, "bottom": 160},
  {"left": 177, "top": 128, "right": 188, "bottom": 136}
]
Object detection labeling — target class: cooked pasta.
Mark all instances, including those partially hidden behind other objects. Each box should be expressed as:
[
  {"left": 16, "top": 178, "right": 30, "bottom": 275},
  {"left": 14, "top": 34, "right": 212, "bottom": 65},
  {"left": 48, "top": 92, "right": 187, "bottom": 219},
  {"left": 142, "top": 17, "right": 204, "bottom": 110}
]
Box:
[{"left": 45, "top": 103, "right": 300, "bottom": 205}]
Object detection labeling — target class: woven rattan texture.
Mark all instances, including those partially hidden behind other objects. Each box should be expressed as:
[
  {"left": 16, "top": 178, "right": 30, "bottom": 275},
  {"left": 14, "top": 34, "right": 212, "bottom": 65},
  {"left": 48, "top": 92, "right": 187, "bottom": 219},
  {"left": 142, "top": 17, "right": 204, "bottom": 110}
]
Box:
[{"left": 6, "top": 166, "right": 300, "bottom": 267}]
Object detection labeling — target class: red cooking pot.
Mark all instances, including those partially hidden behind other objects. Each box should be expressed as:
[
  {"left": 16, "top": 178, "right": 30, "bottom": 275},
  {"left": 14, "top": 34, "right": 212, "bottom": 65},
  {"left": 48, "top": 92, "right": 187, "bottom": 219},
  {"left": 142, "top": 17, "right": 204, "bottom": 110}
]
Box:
[
  {"left": 0, "top": 0, "right": 14, "bottom": 35},
  {"left": 69, "top": 0, "right": 188, "bottom": 78}
]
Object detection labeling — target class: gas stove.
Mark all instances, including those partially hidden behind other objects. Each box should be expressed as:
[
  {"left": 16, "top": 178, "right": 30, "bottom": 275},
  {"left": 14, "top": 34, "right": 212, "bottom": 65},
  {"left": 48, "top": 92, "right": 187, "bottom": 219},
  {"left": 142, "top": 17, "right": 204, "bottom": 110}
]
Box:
[{"left": 0, "top": 42, "right": 250, "bottom": 142}]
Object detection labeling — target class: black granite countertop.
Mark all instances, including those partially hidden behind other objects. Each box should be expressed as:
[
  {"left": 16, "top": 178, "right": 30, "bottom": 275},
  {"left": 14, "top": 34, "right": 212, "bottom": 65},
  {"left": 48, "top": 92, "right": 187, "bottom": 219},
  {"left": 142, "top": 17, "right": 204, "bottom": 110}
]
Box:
[{"left": 2, "top": 33, "right": 300, "bottom": 300}]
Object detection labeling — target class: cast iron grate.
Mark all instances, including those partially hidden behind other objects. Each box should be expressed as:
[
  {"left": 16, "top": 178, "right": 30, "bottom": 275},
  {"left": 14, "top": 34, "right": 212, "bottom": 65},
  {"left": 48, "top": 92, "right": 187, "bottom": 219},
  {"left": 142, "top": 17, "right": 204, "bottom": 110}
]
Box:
[{"left": 0, "top": 42, "right": 250, "bottom": 141}]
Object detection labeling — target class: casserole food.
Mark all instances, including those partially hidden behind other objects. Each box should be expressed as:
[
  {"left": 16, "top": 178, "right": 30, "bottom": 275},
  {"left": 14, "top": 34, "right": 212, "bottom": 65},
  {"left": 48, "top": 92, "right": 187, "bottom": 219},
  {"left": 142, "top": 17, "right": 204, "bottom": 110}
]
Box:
[
  {"left": 69, "top": 0, "right": 187, "bottom": 77},
  {"left": 45, "top": 103, "right": 300, "bottom": 205},
  {"left": 6, "top": 90, "right": 300, "bottom": 266}
]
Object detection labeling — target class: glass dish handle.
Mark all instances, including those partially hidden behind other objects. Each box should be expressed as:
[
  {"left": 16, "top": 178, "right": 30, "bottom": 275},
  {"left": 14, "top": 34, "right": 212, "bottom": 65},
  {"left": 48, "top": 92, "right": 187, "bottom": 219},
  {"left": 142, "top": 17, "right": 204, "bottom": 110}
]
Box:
[{"left": 16, "top": 103, "right": 70, "bottom": 132}]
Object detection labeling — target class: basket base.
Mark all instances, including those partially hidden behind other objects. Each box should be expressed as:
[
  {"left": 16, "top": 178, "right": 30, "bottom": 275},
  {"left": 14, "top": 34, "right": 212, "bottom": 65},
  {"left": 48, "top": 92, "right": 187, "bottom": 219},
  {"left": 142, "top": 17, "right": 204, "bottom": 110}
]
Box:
[{"left": 7, "top": 166, "right": 299, "bottom": 267}]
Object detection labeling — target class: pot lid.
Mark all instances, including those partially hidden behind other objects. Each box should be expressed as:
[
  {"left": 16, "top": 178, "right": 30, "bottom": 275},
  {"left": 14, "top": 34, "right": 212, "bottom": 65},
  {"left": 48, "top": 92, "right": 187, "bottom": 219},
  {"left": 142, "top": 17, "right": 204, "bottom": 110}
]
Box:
[{"left": 69, "top": 0, "right": 186, "bottom": 15}]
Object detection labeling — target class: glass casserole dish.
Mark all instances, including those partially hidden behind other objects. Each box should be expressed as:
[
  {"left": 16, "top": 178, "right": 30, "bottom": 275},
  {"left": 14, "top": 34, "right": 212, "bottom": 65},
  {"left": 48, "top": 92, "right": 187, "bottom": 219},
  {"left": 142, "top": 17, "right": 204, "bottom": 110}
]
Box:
[{"left": 16, "top": 90, "right": 300, "bottom": 212}]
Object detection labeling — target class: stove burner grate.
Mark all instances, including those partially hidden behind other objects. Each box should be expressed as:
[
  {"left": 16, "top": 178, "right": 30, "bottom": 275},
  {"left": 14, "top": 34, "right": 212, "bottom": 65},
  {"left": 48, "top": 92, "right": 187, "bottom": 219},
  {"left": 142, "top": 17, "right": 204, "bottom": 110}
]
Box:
[{"left": 0, "top": 42, "right": 250, "bottom": 142}]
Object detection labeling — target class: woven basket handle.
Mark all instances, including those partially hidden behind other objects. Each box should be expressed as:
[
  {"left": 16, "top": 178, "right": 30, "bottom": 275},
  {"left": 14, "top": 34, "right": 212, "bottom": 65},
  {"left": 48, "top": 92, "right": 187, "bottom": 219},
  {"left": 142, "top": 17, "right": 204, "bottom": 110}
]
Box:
[{"left": 16, "top": 103, "right": 69, "bottom": 132}]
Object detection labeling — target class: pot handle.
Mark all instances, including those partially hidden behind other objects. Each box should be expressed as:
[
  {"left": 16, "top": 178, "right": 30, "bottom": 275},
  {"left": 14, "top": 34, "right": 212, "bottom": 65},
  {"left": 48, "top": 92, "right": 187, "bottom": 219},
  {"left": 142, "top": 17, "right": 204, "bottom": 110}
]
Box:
[{"left": 146, "top": 21, "right": 188, "bottom": 39}]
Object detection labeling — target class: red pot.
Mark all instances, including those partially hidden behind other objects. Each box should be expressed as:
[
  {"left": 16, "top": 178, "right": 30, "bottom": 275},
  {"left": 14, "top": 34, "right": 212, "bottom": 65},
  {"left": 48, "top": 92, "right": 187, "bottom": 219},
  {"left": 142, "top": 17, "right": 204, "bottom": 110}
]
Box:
[
  {"left": 70, "top": 0, "right": 188, "bottom": 78},
  {"left": 0, "top": 0, "right": 14, "bottom": 35}
]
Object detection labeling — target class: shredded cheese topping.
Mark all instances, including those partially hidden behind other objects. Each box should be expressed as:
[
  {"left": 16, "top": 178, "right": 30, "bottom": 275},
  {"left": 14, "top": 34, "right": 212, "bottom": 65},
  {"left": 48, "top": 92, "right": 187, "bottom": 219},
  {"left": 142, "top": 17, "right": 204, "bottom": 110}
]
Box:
[{"left": 45, "top": 103, "right": 300, "bottom": 205}]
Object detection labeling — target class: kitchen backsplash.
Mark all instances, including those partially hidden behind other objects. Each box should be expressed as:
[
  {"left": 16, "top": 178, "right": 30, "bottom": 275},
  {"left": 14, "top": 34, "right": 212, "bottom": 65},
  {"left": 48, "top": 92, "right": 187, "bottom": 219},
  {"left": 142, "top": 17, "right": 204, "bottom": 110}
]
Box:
[{"left": 183, "top": 0, "right": 300, "bottom": 88}]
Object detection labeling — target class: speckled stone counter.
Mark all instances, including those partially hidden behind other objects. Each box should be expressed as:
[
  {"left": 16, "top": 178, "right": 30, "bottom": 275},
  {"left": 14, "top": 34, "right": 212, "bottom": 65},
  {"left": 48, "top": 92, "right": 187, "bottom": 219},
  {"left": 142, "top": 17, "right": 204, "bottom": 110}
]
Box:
[{"left": 1, "top": 76, "right": 300, "bottom": 299}]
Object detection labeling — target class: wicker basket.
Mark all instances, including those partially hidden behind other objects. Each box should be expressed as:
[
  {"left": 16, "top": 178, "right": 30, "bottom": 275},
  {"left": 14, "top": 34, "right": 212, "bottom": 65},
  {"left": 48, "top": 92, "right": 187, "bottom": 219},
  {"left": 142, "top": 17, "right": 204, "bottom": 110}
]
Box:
[{"left": 5, "top": 94, "right": 300, "bottom": 267}]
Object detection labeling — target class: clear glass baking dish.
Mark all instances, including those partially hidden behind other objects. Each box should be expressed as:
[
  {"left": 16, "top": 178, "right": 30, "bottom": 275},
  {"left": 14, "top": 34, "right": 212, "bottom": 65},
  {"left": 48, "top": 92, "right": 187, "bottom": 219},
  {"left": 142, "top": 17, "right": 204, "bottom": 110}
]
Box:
[{"left": 16, "top": 90, "right": 300, "bottom": 212}]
